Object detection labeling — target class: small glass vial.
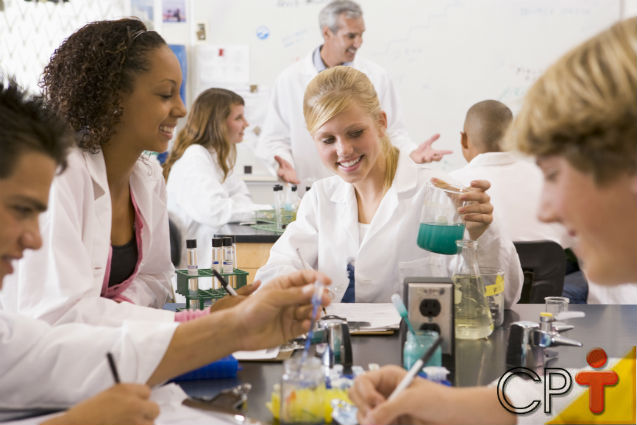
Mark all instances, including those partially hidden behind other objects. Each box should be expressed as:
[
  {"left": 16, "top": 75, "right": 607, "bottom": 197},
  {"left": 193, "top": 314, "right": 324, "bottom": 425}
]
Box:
[
  {"left": 403, "top": 330, "right": 443, "bottom": 370},
  {"left": 211, "top": 237, "right": 223, "bottom": 289},
  {"left": 222, "top": 236, "right": 234, "bottom": 275},
  {"left": 280, "top": 356, "right": 325, "bottom": 425},
  {"left": 186, "top": 239, "right": 200, "bottom": 310}
]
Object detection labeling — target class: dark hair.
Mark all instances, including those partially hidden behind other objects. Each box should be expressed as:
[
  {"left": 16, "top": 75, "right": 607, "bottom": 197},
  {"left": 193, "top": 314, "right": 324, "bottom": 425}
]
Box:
[
  {"left": 41, "top": 18, "right": 167, "bottom": 152},
  {"left": 0, "top": 78, "right": 71, "bottom": 178}
]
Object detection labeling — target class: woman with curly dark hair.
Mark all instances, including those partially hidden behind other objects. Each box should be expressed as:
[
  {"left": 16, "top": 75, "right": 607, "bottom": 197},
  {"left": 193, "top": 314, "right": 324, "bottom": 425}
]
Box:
[{"left": 0, "top": 18, "right": 217, "bottom": 326}]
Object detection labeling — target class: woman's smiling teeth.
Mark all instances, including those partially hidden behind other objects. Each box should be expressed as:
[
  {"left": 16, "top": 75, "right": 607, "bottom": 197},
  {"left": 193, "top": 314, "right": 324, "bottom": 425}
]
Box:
[
  {"left": 338, "top": 156, "right": 362, "bottom": 168},
  {"left": 159, "top": 125, "right": 175, "bottom": 136}
]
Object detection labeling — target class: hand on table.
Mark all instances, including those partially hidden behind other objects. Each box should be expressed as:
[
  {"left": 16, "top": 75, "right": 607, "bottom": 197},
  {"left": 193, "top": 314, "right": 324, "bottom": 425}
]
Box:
[
  {"left": 349, "top": 365, "right": 448, "bottom": 425},
  {"left": 43, "top": 383, "right": 159, "bottom": 425}
]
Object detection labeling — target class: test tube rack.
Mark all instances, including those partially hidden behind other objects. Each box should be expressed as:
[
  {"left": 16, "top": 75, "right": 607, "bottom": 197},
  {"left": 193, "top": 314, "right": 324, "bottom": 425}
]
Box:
[{"left": 175, "top": 268, "right": 248, "bottom": 310}]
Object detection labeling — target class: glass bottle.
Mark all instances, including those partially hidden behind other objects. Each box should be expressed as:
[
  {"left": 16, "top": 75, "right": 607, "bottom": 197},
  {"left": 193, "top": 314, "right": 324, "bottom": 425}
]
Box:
[
  {"left": 452, "top": 240, "right": 493, "bottom": 339},
  {"left": 280, "top": 356, "right": 325, "bottom": 425}
]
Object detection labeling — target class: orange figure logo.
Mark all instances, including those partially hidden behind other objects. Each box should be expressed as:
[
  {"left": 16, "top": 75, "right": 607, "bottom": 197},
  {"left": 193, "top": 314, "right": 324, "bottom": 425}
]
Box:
[{"left": 575, "top": 348, "right": 619, "bottom": 414}]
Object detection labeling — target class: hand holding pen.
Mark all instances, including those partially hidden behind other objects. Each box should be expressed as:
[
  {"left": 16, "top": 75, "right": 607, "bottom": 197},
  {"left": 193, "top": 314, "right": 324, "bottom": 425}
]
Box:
[{"left": 296, "top": 248, "right": 337, "bottom": 303}]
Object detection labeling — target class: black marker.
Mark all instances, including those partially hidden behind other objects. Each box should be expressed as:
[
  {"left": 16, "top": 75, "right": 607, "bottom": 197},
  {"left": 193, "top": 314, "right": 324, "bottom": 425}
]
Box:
[
  {"left": 211, "top": 268, "right": 238, "bottom": 296},
  {"left": 106, "top": 352, "right": 120, "bottom": 384}
]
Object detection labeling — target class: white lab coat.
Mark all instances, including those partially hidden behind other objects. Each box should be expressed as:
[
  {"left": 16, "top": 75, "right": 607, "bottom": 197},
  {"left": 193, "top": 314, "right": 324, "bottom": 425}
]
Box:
[
  {"left": 0, "top": 148, "right": 175, "bottom": 326},
  {"left": 450, "top": 152, "right": 573, "bottom": 248},
  {"left": 255, "top": 152, "right": 523, "bottom": 307},
  {"left": 0, "top": 311, "right": 176, "bottom": 417},
  {"left": 256, "top": 50, "right": 417, "bottom": 184},
  {"left": 166, "top": 144, "right": 268, "bottom": 268}
]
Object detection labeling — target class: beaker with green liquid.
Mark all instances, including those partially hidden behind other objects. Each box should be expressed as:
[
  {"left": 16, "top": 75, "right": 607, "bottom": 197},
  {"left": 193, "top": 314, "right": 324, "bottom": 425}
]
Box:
[{"left": 418, "top": 179, "right": 468, "bottom": 255}]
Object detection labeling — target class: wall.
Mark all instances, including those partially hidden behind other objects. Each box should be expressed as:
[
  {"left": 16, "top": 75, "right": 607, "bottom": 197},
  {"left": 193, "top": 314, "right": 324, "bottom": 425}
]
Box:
[
  {"left": 0, "top": 0, "right": 630, "bottom": 181},
  {"left": 185, "top": 0, "right": 625, "bottom": 175},
  {"left": 0, "top": 0, "right": 129, "bottom": 93}
]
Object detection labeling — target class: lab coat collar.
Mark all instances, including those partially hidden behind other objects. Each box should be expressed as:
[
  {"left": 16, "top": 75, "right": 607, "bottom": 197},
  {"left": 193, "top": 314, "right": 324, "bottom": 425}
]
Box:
[
  {"left": 302, "top": 47, "right": 363, "bottom": 78},
  {"left": 467, "top": 151, "right": 518, "bottom": 167},
  {"left": 82, "top": 149, "right": 108, "bottom": 201}
]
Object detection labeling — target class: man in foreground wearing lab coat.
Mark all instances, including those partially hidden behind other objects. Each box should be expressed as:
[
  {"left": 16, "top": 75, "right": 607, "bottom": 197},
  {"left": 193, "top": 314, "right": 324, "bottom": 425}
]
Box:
[
  {"left": 256, "top": 0, "right": 451, "bottom": 185},
  {"left": 0, "top": 80, "right": 331, "bottom": 423}
]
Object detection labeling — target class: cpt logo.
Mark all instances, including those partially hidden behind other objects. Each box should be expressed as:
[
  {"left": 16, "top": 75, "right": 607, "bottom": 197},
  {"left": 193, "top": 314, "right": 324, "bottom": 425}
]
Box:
[{"left": 497, "top": 348, "right": 618, "bottom": 415}]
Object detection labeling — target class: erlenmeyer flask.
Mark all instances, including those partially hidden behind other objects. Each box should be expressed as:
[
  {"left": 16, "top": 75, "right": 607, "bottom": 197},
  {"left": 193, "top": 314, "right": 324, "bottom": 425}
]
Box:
[{"left": 453, "top": 240, "right": 494, "bottom": 340}]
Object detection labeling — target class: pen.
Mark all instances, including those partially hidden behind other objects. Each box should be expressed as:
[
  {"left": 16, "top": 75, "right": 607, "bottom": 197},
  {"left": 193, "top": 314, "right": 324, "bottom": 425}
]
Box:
[
  {"left": 211, "top": 268, "right": 238, "bottom": 296},
  {"left": 106, "top": 352, "right": 120, "bottom": 384},
  {"left": 388, "top": 335, "right": 443, "bottom": 401}
]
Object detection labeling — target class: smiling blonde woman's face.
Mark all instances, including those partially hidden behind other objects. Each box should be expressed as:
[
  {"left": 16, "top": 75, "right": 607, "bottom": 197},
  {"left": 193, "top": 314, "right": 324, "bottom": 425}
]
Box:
[
  {"left": 536, "top": 155, "right": 637, "bottom": 285},
  {"left": 312, "top": 103, "right": 386, "bottom": 186}
]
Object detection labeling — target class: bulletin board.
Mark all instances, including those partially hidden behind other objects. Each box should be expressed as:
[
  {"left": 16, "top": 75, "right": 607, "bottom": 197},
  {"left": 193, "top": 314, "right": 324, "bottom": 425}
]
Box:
[{"left": 188, "top": 0, "right": 626, "bottom": 171}]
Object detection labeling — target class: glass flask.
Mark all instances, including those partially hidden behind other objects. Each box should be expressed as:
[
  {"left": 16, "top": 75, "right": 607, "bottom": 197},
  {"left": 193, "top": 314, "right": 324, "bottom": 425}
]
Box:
[
  {"left": 418, "top": 179, "right": 468, "bottom": 255},
  {"left": 280, "top": 356, "right": 326, "bottom": 425},
  {"left": 452, "top": 240, "right": 493, "bottom": 339}
]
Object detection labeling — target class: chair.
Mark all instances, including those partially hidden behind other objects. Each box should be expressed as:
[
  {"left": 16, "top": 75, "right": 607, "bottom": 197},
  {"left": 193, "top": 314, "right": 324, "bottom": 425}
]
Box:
[
  {"left": 514, "top": 240, "right": 566, "bottom": 303},
  {"left": 168, "top": 218, "right": 182, "bottom": 268}
]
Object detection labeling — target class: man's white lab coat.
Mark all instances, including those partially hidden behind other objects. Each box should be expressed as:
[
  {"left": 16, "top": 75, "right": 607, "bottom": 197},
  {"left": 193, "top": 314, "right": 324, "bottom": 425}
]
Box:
[
  {"left": 0, "top": 311, "right": 176, "bottom": 418},
  {"left": 256, "top": 50, "right": 416, "bottom": 184},
  {"left": 255, "top": 152, "right": 523, "bottom": 307},
  {"left": 0, "top": 149, "right": 175, "bottom": 326}
]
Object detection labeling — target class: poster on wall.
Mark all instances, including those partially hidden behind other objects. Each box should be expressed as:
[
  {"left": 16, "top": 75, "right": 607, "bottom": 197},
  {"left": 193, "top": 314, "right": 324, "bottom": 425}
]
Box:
[
  {"left": 162, "top": 0, "right": 185, "bottom": 23},
  {"left": 130, "top": 0, "right": 154, "bottom": 29}
]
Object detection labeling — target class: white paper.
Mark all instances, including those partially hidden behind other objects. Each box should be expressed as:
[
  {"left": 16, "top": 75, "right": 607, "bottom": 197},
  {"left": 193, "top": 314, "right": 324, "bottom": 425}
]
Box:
[
  {"left": 233, "top": 347, "right": 279, "bottom": 360},
  {"left": 326, "top": 303, "right": 401, "bottom": 331}
]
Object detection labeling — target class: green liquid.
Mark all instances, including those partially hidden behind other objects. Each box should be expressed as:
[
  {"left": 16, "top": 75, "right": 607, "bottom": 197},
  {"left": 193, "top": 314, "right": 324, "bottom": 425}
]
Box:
[{"left": 417, "top": 223, "right": 466, "bottom": 255}]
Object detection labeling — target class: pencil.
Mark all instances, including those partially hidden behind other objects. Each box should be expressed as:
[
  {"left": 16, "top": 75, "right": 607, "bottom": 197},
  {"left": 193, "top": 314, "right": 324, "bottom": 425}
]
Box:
[
  {"left": 211, "top": 268, "right": 238, "bottom": 296},
  {"left": 106, "top": 352, "right": 121, "bottom": 384}
]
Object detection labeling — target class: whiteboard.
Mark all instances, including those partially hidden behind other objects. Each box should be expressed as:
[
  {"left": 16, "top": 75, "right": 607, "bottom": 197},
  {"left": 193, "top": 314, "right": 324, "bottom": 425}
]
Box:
[{"left": 188, "top": 0, "right": 624, "bottom": 172}]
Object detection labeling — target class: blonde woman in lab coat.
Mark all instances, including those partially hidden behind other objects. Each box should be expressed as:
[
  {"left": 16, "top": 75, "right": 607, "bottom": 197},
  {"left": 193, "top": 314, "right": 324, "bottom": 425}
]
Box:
[
  {"left": 164, "top": 88, "right": 267, "bottom": 268},
  {"left": 255, "top": 66, "right": 522, "bottom": 306},
  {"left": 0, "top": 18, "right": 227, "bottom": 327}
]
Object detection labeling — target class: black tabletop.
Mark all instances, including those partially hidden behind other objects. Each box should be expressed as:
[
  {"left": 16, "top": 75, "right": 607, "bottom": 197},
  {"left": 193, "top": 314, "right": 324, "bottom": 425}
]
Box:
[
  {"left": 216, "top": 223, "right": 280, "bottom": 243},
  {"left": 178, "top": 304, "right": 636, "bottom": 423}
]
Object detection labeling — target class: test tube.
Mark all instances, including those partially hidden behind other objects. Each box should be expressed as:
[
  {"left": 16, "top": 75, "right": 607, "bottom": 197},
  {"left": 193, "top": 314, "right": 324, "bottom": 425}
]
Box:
[
  {"left": 211, "top": 237, "right": 223, "bottom": 289},
  {"left": 186, "top": 239, "right": 200, "bottom": 310},
  {"left": 222, "top": 236, "right": 234, "bottom": 275}
]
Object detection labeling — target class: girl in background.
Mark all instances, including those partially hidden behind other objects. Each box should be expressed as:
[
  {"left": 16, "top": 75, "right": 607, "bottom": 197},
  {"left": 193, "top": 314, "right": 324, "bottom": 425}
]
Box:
[{"left": 164, "top": 88, "right": 268, "bottom": 268}]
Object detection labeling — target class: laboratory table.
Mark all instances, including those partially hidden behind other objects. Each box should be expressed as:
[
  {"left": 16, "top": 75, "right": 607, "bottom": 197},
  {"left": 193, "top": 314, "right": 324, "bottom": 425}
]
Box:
[{"left": 178, "top": 304, "right": 636, "bottom": 423}]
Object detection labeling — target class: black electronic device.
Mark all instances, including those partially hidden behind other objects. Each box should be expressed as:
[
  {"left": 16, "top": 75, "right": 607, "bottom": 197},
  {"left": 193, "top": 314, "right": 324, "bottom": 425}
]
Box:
[{"left": 403, "top": 277, "right": 455, "bottom": 381}]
